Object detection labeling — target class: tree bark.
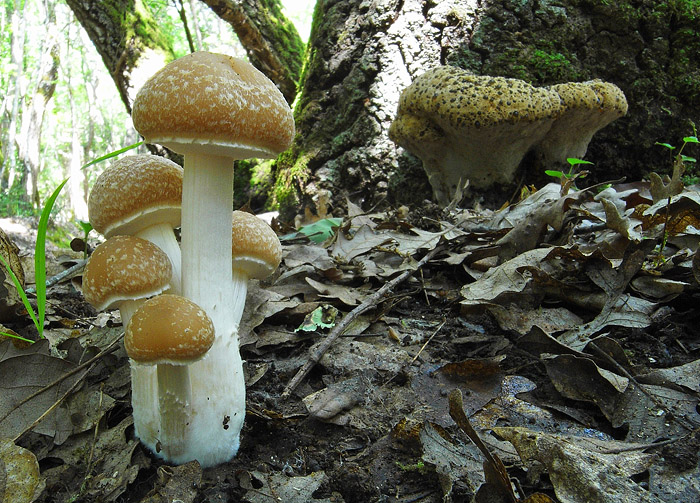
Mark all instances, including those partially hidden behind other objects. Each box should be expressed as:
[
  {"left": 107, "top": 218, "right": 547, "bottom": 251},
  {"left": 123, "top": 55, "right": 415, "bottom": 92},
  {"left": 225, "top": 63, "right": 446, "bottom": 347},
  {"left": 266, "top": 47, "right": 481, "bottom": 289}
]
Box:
[
  {"left": 3, "top": 0, "right": 27, "bottom": 197},
  {"left": 274, "top": 0, "right": 700, "bottom": 220},
  {"left": 199, "top": 0, "right": 304, "bottom": 103},
  {"left": 16, "top": 6, "right": 60, "bottom": 209},
  {"left": 65, "top": 0, "right": 175, "bottom": 112},
  {"left": 273, "top": 0, "right": 477, "bottom": 220}
]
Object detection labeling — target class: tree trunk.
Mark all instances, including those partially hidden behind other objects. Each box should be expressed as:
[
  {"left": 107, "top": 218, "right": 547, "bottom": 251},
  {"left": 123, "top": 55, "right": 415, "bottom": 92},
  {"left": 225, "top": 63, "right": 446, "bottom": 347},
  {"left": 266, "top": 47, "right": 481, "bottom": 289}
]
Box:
[
  {"left": 276, "top": 0, "right": 700, "bottom": 219},
  {"left": 3, "top": 0, "right": 27, "bottom": 198},
  {"left": 65, "top": 0, "right": 175, "bottom": 112},
  {"left": 16, "top": 4, "right": 60, "bottom": 209},
  {"left": 273, "top": 0, "right": 476, "bottom": 220},
  {"left": 199, "top": 0, "right": 304, "bottom": 103}
]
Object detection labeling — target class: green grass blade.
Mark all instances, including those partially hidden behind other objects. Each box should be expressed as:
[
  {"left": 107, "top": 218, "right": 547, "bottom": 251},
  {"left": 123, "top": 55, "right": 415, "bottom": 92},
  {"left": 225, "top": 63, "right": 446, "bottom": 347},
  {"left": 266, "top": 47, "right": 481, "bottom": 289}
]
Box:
[
  {"left": 0, "top": 254, "right": 39, "bottom": 333},
  {"left": 35, "top": 178, "right": 69, "bottom": 338},
  {"left": 81, "top": 141, "right": 143, "bottom": 170},
  {"left": 0, "top": 331, "right": 35, "bottom": 344}
]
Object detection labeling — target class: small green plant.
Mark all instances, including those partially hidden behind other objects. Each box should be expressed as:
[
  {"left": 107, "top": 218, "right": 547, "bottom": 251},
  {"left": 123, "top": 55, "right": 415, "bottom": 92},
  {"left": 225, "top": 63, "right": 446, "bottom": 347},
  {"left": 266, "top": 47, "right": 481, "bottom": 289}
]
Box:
[
  {"left": 545, "top": 157, "right": 594, "bottom": 180},
  {"left": 0, "top": 179, "right": 68, "bottom": 342},
  {"left": 75, "top": 220, "right": 93, "bottom": 259},
  {"left": 656, "top": 134, "right": 699, "bottom": 184},
  {"left": 545, "top": 157, "right": 593, "bottom": 193}
]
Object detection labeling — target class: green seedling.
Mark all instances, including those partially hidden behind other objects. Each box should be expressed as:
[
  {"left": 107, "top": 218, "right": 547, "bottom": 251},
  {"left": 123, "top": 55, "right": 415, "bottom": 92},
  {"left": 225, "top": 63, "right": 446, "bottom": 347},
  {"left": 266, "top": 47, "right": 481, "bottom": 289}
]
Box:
[
  {"left": 395, "top": 460, "right": 430, "bottom": 474},
  {"left": 75, "top": 220, "right": 93, "bottom": 259},
  {"left": 655, "top": 134, "right": 698, "bottom": 185},
  {"left": 0, "top": 179, "right": 68, "bottom": 342},
  {"left": 545, "top": 157, "right": 594, "bottom": 180}
]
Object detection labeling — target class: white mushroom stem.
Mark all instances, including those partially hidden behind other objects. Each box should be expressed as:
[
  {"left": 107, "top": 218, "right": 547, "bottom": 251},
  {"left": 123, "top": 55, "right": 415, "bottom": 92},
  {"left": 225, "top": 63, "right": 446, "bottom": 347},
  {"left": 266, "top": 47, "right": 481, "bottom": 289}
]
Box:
[
  {"left": 179, "top": 152, "right": 244, "bottom": 467},
  {"left": 116, "top": 230, "right": 180, "bottom": 451},
  {"left": 230, "top": 269, "right": 249, "bottom": 332},
  {"left": 156, "top": 363, "right": 192, "bottom": 460},
  {"left": 119, "top": 300, "right": 159, "bottom": 449},
  {"left": 181, "top": 153, "right": 234, "bottom": 324},
  {"left": 136, "top": 223, "right": 182, "bottom": 295}
]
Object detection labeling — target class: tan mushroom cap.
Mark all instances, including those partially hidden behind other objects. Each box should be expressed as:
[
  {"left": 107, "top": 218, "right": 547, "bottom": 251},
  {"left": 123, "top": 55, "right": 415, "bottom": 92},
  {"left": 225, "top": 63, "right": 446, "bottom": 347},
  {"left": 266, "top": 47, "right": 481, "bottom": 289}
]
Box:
[
  {"left": 389, "top": 66, "right": 562, "bottom": 202},
  {"left": 82, "top": 235, "right": 172, "bottom": 311},
  {"left": 131, "top": 51, "right": 295, "bottom": 159},
  {"left": 534, "top": 79, "right": 628, "bottom": 165},
  {"left": 88, "top": 155, "right": 183, "bottom": 237},
  {"left": 231, "top": 211, "right": 282, "bottom": 279},
  {"left": 125, "top": 294, "right": 215, "bottom": 364}
]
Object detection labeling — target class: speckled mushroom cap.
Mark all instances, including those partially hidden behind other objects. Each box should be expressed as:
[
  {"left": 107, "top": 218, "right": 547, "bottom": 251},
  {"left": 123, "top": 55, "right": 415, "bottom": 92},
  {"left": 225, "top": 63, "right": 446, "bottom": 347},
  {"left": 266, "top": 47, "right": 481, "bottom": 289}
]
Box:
[
  {"left": 82, "top": 235, "right": 172, "bottom": 311},
  {"left": 125, "top": 294, "right": 215, "bottom": 365},
  {"left": 231, "top": 210, "right": 282, "bottom": 279},
  {"left": 88, "top": 155, "right": 183, "bottom": 237},
  {"left": 389, "top": 66, "right": 562, "bottom": 203},
  {"left": 131, "top": 51, "right": 295, "bottom": 159},
  {"left": 534, "top": 79, "right": 628, "bottom": 166}
]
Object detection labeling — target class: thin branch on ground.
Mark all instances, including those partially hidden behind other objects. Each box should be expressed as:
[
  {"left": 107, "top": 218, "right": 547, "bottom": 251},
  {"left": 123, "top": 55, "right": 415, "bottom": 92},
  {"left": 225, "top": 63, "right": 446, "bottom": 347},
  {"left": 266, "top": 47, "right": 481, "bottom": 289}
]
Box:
[
  {"left": 282, "top": 245, "right": 443, "bottom": 399},
  {"left": 24, "top": 259, "right": 87, "bottom": 295}
]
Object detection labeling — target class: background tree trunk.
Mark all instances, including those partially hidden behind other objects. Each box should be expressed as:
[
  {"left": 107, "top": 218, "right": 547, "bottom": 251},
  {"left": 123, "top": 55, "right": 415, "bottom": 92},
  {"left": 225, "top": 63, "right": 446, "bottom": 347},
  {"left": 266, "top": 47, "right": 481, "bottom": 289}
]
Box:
[
  {"left": 65, "top": 0, "right": 175, "bottom": 112},
  {"left": 275, "top": 0, "right": 700, "bottom": 220},
  {"left": 3, "top": 0, "right": 28, "bottom": 197},
  {"left": 199, "top": 0, "right": 305, "bottom": 103},
  {"left": 273, "top": 0, "right": 477, "bottom": 220},
  {"left": 16, "top": 4, "right": 59, "bottom": 209}
]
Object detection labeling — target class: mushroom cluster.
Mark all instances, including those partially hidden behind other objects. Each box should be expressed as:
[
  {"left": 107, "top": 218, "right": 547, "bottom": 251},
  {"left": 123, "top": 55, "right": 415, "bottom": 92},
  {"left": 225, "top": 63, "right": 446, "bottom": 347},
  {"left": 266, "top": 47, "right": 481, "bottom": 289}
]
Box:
[
  {"left": 83, "top": 51, "right": 293, "bottom": 467},
  {"left": 389, "top": 66, "right": 628, "bottom": 205}
]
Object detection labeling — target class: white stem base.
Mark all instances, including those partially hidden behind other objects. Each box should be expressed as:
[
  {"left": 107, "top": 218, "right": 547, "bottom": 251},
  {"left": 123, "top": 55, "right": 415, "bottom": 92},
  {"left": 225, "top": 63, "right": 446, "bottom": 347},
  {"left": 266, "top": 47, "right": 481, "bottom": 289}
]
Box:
[
  {"left": 171, "top": 153, "right": 244, "bottom": 467},
  {"left": 121, "top": 300, "right": 160, "bottom": 449},
  {"left": 157, "top": 363, "right": 192, "bottom": 461}
]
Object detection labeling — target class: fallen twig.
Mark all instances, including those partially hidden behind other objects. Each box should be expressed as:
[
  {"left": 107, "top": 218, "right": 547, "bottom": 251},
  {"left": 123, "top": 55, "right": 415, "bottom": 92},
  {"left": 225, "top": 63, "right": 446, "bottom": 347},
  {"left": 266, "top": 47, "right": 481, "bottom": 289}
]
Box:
[
  {"left": 282, "top": 245, "right": 443, "bottom": 399},
  {"left": 24, "top": 259, "right": 87, "bottom": 295}
]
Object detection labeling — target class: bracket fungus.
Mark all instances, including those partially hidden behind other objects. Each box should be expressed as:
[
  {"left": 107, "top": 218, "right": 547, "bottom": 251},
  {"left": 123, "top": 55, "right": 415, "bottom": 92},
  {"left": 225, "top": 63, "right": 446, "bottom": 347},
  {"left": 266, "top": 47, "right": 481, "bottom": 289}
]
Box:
[
  {"left": 534, "top": 79, "right": 628, "bottom": 166},
  {"left": 132, "top": 51, "right": 294, "bottom": 466},
  {"left": 389, "top": 66, "right": 562, "bottom": 205},
  {"left": 390, "top": 66, "right": 628, "bottom": 206}
]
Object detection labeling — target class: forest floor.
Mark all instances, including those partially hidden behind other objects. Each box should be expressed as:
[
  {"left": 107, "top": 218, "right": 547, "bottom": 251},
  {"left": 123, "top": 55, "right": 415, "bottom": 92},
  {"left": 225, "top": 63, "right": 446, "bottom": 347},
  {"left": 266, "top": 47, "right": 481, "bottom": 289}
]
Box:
[{"left": 1, "top": 180, "right": 700, "bottom": 503}]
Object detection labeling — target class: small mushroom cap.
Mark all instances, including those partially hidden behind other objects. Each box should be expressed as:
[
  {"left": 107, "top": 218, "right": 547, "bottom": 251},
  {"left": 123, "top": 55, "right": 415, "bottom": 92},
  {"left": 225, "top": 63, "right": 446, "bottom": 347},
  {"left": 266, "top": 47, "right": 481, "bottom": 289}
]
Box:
[
  {"left": 132, "top": 51, "right": 295, "bottom": 159},
  {"left": 534, "top": 79, "right": 628, "bottom": 165},
  {"left": 231, "top": 210, "right": 282, "bottom": 279},
  {"left": 82, "top": 235, "right": 172, "bottom": 311},
  {"left": 125, "top": 294, "right": 215, "bottom": 365},
  {"left": 389, "top": 66, "right": 561, "bottom": 201},
  {"left": 88, "top": 155, "right": 183, "bottom": 237}
]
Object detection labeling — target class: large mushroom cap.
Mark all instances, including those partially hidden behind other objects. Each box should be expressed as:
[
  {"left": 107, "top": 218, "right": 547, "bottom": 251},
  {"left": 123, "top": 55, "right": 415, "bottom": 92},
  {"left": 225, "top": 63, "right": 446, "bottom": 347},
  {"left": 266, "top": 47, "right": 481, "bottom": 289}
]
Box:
[
  {"left": 534, "top": 79, "right": 628, "bottom": 165},
  {"left": 125, "top": 294, "right": 215, "bottom": 365},
  {"left": 88, "top": 155, "right": 183, "bottom": 237},
  {"left": 389, "top": 66, "right": 562, "bottom": 203},
  {"left": 82, "top": 235, "right": 172, "bottom": 311},
  {"left": 231, "top": 210, "right": 282, "bottom": 279},
  {"left": 131, "top": 51, "right": 295, "bottom": 159}
]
